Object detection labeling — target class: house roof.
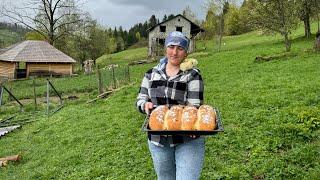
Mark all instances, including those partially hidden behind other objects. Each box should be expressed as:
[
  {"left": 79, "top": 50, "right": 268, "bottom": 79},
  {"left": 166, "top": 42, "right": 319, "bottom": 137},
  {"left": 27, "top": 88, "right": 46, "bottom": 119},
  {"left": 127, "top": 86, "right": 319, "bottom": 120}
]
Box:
[
  {"left": 0, "top": 40, "right": 76, "bottom": 63},
  {"left": 147, "top": 14, "right": 204, "bottom": 34}
]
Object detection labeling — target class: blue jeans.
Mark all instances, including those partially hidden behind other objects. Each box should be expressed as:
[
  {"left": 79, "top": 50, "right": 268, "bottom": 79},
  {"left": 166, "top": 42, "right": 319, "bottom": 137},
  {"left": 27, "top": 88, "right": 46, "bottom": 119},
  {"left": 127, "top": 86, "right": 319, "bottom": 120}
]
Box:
[{"left": 148, "top": 137, "right": 205, "bottom": 180}]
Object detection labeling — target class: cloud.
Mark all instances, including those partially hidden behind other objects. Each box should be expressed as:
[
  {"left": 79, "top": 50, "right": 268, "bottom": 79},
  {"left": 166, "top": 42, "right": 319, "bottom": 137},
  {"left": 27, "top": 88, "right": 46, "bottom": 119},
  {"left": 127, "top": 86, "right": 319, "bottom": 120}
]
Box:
[
  {"left": 84, "top": 0, "right": 207, "bottom": 30},
  {"left": 1, "top": 0, "right": 210, "bottom": 30}
]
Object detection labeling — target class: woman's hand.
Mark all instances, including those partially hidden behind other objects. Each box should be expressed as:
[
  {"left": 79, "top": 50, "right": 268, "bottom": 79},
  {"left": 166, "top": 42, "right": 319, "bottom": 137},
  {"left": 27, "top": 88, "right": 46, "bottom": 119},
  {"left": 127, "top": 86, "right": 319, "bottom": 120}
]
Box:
[{"left": 144, "top": 102, "right": 154, "bottom": 115}]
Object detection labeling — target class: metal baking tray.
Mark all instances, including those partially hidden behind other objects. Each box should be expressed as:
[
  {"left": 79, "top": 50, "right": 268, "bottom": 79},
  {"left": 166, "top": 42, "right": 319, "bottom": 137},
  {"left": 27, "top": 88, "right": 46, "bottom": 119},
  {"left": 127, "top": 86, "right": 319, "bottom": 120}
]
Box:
[{"left": 141, "top": 107, "right": 224, "bottom": 135}]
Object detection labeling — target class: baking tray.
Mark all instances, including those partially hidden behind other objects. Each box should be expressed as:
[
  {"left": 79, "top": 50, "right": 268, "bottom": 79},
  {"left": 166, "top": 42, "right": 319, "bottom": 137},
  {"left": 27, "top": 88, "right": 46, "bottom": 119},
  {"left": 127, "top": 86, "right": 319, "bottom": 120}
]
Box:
[{"left": 141, "top": 107, "right": 224, "bottom": 135}]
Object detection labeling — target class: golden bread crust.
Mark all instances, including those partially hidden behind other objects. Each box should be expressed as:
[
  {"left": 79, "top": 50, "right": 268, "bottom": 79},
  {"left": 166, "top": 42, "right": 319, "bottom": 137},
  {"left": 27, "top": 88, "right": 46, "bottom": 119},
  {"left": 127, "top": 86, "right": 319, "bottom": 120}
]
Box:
[{"left": 149, "top": 105, "right": 169, "bottom": 130}]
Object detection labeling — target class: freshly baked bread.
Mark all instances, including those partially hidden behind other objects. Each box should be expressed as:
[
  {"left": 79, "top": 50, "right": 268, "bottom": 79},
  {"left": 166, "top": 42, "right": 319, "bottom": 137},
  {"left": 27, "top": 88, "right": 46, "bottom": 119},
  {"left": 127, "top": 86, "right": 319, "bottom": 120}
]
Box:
[
  {"left": 195, "top": 105, "right": 217, "bottom": 130},
  {"left": 164, "top": 105, "right": 183, "bottom": 130},
  {"left": 181, "top": 106, "right": 198, "bottom": 130},
  {"left": 149, "top": 105, "right": 169, "bottom": 130}
]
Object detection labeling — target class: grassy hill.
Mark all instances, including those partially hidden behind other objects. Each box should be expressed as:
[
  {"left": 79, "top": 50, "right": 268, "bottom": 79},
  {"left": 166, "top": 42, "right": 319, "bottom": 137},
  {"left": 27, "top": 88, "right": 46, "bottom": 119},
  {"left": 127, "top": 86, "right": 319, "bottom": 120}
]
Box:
[
  {"left": 96, "top": 47, "right": 148, "bottom": 67},
  {"left": 0, "top": 29, "right": 24, "bottom": 48},
  {"left": 0, "top": 25, "right": 320, "bottom": 179}
]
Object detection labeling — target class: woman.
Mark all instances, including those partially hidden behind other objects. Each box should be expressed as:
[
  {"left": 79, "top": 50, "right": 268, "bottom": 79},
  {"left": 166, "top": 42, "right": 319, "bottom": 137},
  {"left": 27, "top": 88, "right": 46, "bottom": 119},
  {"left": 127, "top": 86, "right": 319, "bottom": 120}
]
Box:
[{"left": 136, "top": 31, "right": 205, "bottom": 180}]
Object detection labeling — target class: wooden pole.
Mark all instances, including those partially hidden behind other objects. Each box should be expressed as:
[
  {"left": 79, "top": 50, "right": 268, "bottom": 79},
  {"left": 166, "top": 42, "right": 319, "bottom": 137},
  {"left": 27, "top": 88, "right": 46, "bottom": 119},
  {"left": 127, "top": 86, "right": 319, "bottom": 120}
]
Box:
[
  {"left": 8, "top": 80, "right": 12, "bottom": 101},
  {"left": 46, "top": 80, "right": 50, "bottom": 115},
  {"left": 33, "top": 77, "right": 37, "bottom": 111},
  {"left": 3, "top": 86, "right": 23, "bottom": 108},
  {"left": 112, "top": 66, "right": 116, "bottom": 89},
  {"left": 0, "top": 86, "right": 3, "bottom": 106},
  {"left": 47, "top": 79, "right": 62, "bottom": 101},
  {"left": 127, "top": 65, "right": 130, "bottom": 83},
  {"left": 96, "top": 64, "right": 105, "bottom": 94}
]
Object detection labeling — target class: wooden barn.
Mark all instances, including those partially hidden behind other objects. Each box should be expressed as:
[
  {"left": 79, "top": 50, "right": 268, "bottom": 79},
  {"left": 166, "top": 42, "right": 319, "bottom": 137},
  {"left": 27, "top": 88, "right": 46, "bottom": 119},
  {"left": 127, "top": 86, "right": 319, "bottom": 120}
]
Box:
[
  {"left": 147, "top": 14, "right": 204, "bottom": 57},
  {"left": 0, "top": 40, "right": 76, "bottom": 79}
]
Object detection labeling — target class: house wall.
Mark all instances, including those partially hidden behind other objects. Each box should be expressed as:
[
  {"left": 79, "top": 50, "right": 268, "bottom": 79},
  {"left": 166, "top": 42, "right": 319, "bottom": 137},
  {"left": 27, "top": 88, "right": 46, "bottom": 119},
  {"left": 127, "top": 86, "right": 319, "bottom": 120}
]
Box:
[
  {"left": 148, "top": 16, "right": 194, "bottom": 56},
  {"left": 27, "top": 63, "right": 73, "bottom": 77},
  {"left": 0, "top": 61, "right": 16, "bottom": 79}
]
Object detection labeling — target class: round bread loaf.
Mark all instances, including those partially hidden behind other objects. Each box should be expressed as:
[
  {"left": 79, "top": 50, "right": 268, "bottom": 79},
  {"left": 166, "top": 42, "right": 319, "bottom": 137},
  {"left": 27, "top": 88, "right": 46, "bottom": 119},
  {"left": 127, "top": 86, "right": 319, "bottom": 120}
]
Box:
[
  {"left": 164, "top": 105, "right": 183, "bottom": 130},
  {"left": 195, "top": 105, "right": 216, "bottom": 130},
  {"left": 181, "top": 106, "right": 198, "bottom": 130},
  {"left": 149, "top": 105, "right": 169, "bottom": 130}
]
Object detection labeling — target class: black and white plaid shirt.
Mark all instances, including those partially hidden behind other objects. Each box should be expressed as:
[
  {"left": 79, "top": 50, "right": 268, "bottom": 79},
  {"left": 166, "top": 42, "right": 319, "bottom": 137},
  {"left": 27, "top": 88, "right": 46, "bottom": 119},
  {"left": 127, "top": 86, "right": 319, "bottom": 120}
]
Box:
[{"left": 136, "top": 59, "right": 204, "bottom": 147}]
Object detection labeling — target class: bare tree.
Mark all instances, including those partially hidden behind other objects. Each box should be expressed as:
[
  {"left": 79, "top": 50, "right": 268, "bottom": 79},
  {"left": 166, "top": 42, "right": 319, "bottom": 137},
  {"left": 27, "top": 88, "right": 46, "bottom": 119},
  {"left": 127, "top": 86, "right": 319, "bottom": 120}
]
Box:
[{"left": 1, "top": 0, "right": 85, "bottom": 45}]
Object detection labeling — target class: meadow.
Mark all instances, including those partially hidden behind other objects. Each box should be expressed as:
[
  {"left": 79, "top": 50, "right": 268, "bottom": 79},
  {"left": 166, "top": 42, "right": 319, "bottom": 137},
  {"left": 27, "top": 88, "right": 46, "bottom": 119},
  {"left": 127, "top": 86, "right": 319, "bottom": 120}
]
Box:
[{"left": 0, "top": 24, "right": 319, "bottom": 179}]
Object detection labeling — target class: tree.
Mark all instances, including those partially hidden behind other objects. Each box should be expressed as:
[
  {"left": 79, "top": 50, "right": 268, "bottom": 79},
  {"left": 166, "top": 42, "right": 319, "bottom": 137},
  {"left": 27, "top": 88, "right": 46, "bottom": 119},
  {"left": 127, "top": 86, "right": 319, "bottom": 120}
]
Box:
[
  {"left": 297, "top": 0, "right": 314, "bottom": 38},
  {"left": 182, "top": 5, "right": 199, "bottom": 24},
  {"left": 162, "top": 14, "right": 167, "bottom": 22},
  {"left": 314, "top": 0, "right": 320, "bottom": 32},
  {"left": 238, "top": 0, "right": 255, "bottom": 33},
  {"left": 135, "top": 32, "right": 141, "bottom": 41},
  {"left": 168, "top": 14, "right": 175, "bottom": 20},
  {"left": 88, "top": 23, "right": 108, "bottom": 61},
  {"left": 25, "top": 31, "right": 46, "bottom": 40},
  {"left": 53, "top": 13, "right": 95, "bottom": 67},
  {"left": 148, "top": 15, "right": 158, "bottom": 28},
  {"left": 251, "top": 0, "right": 299, "bottom": 52},
  {"left": 1, "top": 0, "right": 85, "bottom": 45},
  {"left": 224, "top": 5, "right": 241, "bottom": 35},
  {"left": 203, "top": 4, "right": 219, "bottom": 39},
  {"left": 206, "top": 0, "right": 230, "bottom": 51}
]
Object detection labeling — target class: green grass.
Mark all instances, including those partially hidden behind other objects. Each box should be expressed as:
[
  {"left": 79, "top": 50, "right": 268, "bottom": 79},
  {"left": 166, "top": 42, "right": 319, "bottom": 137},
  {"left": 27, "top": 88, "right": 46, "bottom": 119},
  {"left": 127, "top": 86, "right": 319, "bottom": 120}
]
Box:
[
  {"left": 0, "top": 29, "right": 23, "bottom": 48},
  {"left": 96, "top": 47, "right": 148, "bottom": 67},
  {"left": 0, "top": 24, "right": 320, "bottom": 179},
  {"left": 0, "top": 66, "right": 130, "bottom": 102}
]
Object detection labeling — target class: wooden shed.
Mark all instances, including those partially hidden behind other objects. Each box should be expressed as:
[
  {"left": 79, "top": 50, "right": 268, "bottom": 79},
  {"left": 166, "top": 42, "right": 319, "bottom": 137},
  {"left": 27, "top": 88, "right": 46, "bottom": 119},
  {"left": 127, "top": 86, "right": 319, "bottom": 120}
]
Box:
[
  {"left": 147, "top": 14, "right": 204, "bottom": 57},
  {"left": 0, "top": 40, "right": 76, "bottom": 79}
]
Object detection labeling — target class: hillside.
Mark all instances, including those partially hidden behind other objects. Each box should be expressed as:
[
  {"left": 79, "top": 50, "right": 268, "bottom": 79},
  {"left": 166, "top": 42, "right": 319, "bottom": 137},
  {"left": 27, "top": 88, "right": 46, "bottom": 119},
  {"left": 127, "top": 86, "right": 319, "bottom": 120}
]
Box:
[
  {"left": 96, "top": 47, "right": 148, "bottom": 67},
  {"left": 0, "top": 23, "right": 27, "bottom": 48},
  {"left": 0, "top": 25, "right": 319, "bottom": 179}
]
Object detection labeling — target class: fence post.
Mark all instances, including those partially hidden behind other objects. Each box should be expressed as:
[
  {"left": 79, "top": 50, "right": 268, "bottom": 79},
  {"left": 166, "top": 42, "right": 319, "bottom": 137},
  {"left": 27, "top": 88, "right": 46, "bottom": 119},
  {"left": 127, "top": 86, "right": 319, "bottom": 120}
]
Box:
[
  {"left": 46, "top": 79, "right": 50, "bottom": 115},
  {"left": 0, "top": 86, "right": 3, "bottom": 106},
  {"left": 8, "top": 80, "right": 12, "bottom": 101},
  {"left": 96, "top": 64, "right": 105, "bottom": 94},
  {"left": 127, "top": 65, "right": 130, "bottom": 83},
  {"left": 112, "top": 65, "right": 116, "bottom": 89},
  {"left": 33, "top": 77, "right": 37, "bottom": 111}
]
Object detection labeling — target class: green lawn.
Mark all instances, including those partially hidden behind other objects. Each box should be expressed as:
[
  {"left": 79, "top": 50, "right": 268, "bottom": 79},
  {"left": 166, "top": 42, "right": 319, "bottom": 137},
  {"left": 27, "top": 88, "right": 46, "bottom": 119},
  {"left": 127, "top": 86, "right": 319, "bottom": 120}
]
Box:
[{"left": 0, "top": 25, "right": 320, "bottom": 179}]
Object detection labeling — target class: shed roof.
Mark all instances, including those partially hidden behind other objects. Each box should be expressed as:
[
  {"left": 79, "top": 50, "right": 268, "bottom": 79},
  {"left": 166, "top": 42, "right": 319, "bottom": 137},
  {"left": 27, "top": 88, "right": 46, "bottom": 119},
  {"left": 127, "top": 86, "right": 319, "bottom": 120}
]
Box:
[{"left": 0, "top": 40, "right": 76, "bottom": 63}]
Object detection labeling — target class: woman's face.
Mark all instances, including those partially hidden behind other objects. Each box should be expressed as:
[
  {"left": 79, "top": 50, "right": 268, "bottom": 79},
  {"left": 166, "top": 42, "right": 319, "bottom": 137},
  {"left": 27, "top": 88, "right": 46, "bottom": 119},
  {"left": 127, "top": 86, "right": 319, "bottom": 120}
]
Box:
[{"left": 166, "top": 45, "right": 187, "bottom": 66}]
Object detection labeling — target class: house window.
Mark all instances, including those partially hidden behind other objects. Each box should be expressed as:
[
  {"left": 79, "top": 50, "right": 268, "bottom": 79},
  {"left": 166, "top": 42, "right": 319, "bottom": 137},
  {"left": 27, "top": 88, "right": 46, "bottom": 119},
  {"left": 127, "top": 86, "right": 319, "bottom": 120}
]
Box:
[
  {"left": 158, "top": 38, "right": 165, "bottom": 45},
  {"left": 176, "top": 26, "right": 182, "bottom": 32},
  {"left": 160, "top": 25, "right": 166, "bottom": 32}
]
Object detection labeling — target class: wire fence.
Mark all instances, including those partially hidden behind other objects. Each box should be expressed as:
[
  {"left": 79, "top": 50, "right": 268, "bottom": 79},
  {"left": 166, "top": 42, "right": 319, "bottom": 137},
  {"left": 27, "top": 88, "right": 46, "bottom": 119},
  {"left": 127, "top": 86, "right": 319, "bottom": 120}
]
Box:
[{"left": 0, "top": 65, "right": 131, "bottom": 120}]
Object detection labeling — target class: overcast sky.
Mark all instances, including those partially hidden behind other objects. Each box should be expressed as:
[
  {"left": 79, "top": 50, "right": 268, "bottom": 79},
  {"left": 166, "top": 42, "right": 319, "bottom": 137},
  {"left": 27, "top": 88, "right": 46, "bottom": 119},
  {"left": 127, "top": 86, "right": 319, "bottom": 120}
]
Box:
[
  {"left": 1, "top": 0, "right": 243, "bottom": 30},
  {"left": 83, "top": 0, "right": 208, "bottom": 30}
]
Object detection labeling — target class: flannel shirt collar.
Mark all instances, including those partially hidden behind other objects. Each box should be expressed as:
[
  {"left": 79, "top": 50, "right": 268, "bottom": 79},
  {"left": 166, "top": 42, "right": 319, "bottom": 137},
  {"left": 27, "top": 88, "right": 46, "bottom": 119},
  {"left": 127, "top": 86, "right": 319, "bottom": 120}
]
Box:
[{"left": 155, "top": 57, "right": 185, "bottom": 81}]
